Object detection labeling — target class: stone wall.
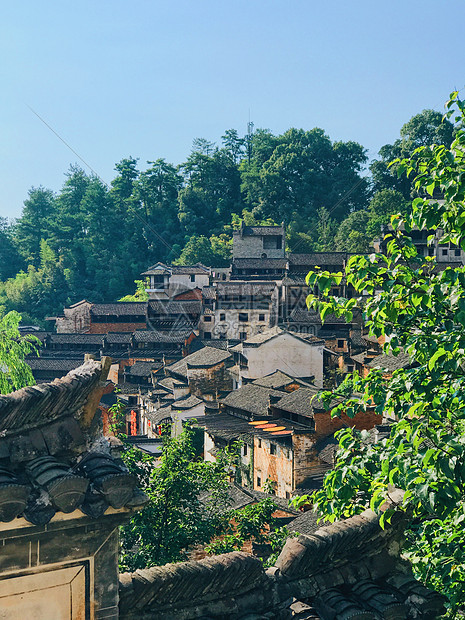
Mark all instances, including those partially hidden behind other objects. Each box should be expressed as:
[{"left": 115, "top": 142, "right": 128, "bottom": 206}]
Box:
[{"left": 119, "top": 506, "right": 446, "bottom": 619}]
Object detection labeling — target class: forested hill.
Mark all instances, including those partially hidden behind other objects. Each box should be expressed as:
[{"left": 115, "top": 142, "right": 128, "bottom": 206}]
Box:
[{"left": 0, "top": 109, "right": 454, "bottom": 325}]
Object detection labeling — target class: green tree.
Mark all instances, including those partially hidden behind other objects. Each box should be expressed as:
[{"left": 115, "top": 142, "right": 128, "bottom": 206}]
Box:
[
  {"left": 120, "top": 425, "right": 232, "bottom": 569},
  {"left": 334, "top": 210, "right": 371, "bottom": 252},
  {"left": 299, "top": 93, "right": 465, "bottom": 612},
  {"left": 118, "top": 280, "right": 149, "bottom": 302},
  {"left": 370, "top": 109, "right": 455, "bottom": 197},
  {"left": 0, "top": 310, "right": 39, "bottom": 394},
  {"left": 14, "top": 187, "right": 56, "bottom": 266},
  {"left": 366, "top": 188, "right": 409, "bottom": 240},
  {"left": 0, "top": 218, "right": 23, "bottom": 280}
]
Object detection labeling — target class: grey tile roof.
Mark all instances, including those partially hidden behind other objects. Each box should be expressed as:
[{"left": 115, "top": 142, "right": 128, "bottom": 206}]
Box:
[
  {"left": 366, "top": 352, "right": 413, "bottom": 371},
  {"left": 220, "top": 384, "right": 282, "bottom": 418},
  {"left": 142, "top": 262, "right": 210, "bottom": 275},
  {"left": 288, "top": 307, "right": 348, "bottom": 325},
  {"left": 287, "top": 252, "right": 348, "bottom": 267},
  {"left": 242, "top": 326, "right": 324, "bottom": 347},
  {"left": 215, "top": 281, "right": 277, "bottom": 295},
  {"left": 124, "top": 361, "right": 163, "bottom": 376},
  {"left": 166, "top": 347, "right": 232, "bottom": 379},
  {"left": 48, "top": 333, "right": 104, "bottom": 345},
  {"left": 148, "top": 300, "right": 202, "bottom": 314},
  {"left": 274, "top": 387, "right": 319, "bottom": 418},
  {"left": 106, "top": 332, "right": 134, "bottom": 344},
  {"left": 287, "top": 509, "right": 327, "bottom": 536},
  {"left": 132, "top": 329, "right": 193, "bottom": 344},
  {"left": 90, "top": 303, "right": 147, "bottom": 316},
  {"left": 239, "top": 225, "right": 285, "bottom": 236},
  {"left": 252, "top": 370, "right": 300, "bottom": 390},
  {"left": 26, "top": 358, "right": 85, "bottom": 372},
  {"left": 232, "top": 258, "right": 288, "bottom": 269},
  {"left": 0, "top": 360, "right": 144, "bottom": 525},
  {"left": 171, "top": 394, "right": 203, "bottom": 410}
]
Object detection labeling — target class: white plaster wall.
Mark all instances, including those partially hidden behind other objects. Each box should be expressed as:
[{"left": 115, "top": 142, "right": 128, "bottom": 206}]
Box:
[
  {"left": 244, "top": 333, "right": 324, "bottom": 386},
  {"left": 212, "top": 308, "right": 271, "bottom": 340},
  {"left": 204, "top": 432, "right": 217, "bottom": 463}
]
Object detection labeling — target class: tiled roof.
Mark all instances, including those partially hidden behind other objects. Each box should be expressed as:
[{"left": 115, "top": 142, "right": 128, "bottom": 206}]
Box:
[
  {"left": 142, "top": 262, "right": 210, "bottom": 275},
  {"left": 287, "top": 307, "right": 348, "bottom": 325},
  {"left": 201, "top": 286, "right": 217, "bottom": 299},
  {"left": 238, "top": 225, "right": 285, "bottom": 236},
  {"left": 132, "top": 329, "right": 193, "bottom": 344},
  {"left": 106, "top": 332, "right": 134, "bottom": 344},
  {"left": 232, "top": 258, "right": 288, "bottom": 269},
  {"left": 242, "top": 326, "right": 324, "bottom": 347},
  {"left": 119, "top": 493, "right": 446, "bottom": 620},
  {"left": 287, "top": 509, "right": 327, "bottom": 536},
  {"left": 90, "top": 303, "right": 147, "bottom": 316},
  {"left": 166, "top": 347, "right": 232, "bottom": 379},
  {"left": 366, "top": 352, "right": 413, "bottom": 371},
  {"left": 148, "top": 300, "right": 202, "bottom": 314},
  {"left": 124, "top": 361, "right": 162, "bottom": 376},
  {"left": 157, "top": 377, "right": 186, "bottom": 393},
  {"left": 171, "top": 394, "right": 203, "bottom": 410},
  {"left": 26, "top": 358, "right": 85, "bottom": 373},
  {"left": 0, "top": 360, "right": 145, "bottom": 525},
  {"left": 198, "top": 412, "right": 256, "bottom": 442},
  {"left": 216, "top": 280, "right": 277, "bottom": 293},
  {"left": 252, "top": 370, "right": 300, "bottom": 390},
  {"left": 287, "top": 252, "right": 348, "bottom": 267},
  {"left": 220, "top": 384, "right": 282, "bottom": 418},
  {"left": 274, "top": 387, "right": 319, "bottom": 418},
  {"left": 48, "top": 333, "right": 104, "bottom": 344}
]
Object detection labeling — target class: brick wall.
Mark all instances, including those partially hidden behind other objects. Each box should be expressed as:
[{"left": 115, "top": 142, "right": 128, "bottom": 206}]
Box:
[{"left": 314, "top": 408, "right": 382, "bottom": 439}]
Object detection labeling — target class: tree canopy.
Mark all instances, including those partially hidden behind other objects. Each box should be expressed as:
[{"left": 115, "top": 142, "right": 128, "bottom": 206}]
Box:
[
  {"left": 298, "top": 93, "right": 465, "bottom": 613},
  {"left": 0, "top": 105, "right": 453, "bottom": 323}
]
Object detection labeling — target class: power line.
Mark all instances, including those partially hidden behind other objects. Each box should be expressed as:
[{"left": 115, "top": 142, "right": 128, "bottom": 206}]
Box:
[{"left": 26, "top": 104, "right": 174, "bottom": 253}]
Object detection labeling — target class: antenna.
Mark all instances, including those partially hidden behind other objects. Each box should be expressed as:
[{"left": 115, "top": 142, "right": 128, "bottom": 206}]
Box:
[{"left": 247, "top": 115, "right": 254, "bottom": 165}]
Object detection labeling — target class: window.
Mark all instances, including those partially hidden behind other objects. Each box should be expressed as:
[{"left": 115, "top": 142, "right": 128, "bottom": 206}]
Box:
[
  {"left": 190, "top": 274, "right": 196, "bottom": 282},
  {"left": 243, "top": 444, "right": 248, "bottom": 456},
  {"left": 347, "top": 365, "right": 354, "bottom": 373},
  {"left": 257, "top": 476, "right": 261, "bottom": 487},
  {"left": 220, "top": 313, "right": 226, "bottom": 321},
  {"left": 337, "top": 339, "right": 345, "bottom": 348},
  {"left": 263, "top": 235, "right": 282, "bottom": 249},
  {"left": 258, "top": 438, "right": 262, "bottom": 448},
  {"left": 259, "top": 314, "right": 265, "bottom": 322},
  {"left": 204, "top": 332, "right": 211, "bottom": 339},
  {"left": 285, "top": 491, "right": 291, "bottom": 499},
  {"left": 239, "top": 332, "right": 247, "bottom": 340},
  {"left": 239, "top": 313, "right": 248, "bottom": 322},
  {"left": 455, "top": 249, "right": 461, "bottom": 256},
  {"left": 270, "top": 443, "right": 276, "bottom": 455},
  {"left": 204, "top": 316, "right": 212, "bottom": 322},
  {"left": 442, "top": 248, "right": 448, "bottom": 256}
]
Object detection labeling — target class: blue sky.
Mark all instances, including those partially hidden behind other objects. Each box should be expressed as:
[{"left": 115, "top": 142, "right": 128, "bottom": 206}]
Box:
[{"left": 1, "top": 0, "right": 464, "bottom": 219}]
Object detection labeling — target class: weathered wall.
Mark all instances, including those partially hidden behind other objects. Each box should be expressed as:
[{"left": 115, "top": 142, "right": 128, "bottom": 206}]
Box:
[
  {"left": 232, "top": 232, "right": 285, "bottom": 259},
  {"left": 292, "top": 432, "right": 319, "bottom": 489},
  {"left": 187, "top": 362, "right": 234, "bottom": 398},
  {"left": 0, "top": 512, "right": 126, "bottom": 620},
  {"left": 314, "top": 408, "right": 382, "bottom": 439},
  {"left": 253, "top": 436, "right": 293, "bottom": 498},
  {"left": 244, "top": 333, "right": 324, "bottom": 387},
  {"left": 55, "top": 302, "right": 92, "bottom": 333},
  {"left": 210, "top": 308, "right": 272, "bottom": 340}
]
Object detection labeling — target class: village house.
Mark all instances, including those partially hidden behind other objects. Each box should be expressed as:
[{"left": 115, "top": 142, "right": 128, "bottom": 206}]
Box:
[
  {"left": 230, "top": 326, "right": 325, "bottom": 388},
  {"left": 0, "top": 364, "right": 444, "bottom": 619},
  {"left": 201, "top": 377, "right": 383, "bottom": 498},
  {"left": 200, "top": 280, "right": 280, "bottom": 341},
  {"left": 141, "top": 262, "right": 211, "bottom": 299}
]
